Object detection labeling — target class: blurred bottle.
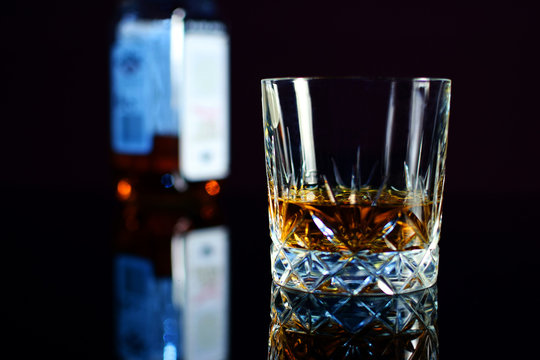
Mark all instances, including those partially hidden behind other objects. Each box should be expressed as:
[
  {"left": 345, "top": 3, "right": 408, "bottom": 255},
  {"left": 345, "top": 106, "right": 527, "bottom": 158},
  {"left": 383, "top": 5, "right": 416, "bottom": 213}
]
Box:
[
  {"left": 109, "top": 0, "right": 230, "bottom": 359},
  {"left": 110, "top": 0, "right": 229, "bottom": 197}
]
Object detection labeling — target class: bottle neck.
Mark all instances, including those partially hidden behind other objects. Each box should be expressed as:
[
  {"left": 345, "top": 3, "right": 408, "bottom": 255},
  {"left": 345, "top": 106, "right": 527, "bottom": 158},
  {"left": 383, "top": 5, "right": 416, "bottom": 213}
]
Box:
[
  {"left": 133, "top": 0, "right": 186, "bottom": 19},
  {"left": 122, "top": 0, "right": 221, "bottom": 20}
]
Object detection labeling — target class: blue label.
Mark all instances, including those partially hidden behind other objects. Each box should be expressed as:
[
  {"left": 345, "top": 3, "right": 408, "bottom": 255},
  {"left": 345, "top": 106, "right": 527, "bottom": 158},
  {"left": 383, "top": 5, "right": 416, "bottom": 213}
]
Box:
[
  {"left": 111, "top": 27, "right": 154, "bottom": 155},
  {"left": 111, "top": 18, "right": 178, "bottom": 155}
]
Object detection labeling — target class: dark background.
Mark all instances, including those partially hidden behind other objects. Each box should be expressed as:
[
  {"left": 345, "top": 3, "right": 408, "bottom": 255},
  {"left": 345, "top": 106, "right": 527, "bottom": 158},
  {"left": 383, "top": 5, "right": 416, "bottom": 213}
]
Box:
[{"left": 2, "top": 1, "right": 538, "bottom": 359}]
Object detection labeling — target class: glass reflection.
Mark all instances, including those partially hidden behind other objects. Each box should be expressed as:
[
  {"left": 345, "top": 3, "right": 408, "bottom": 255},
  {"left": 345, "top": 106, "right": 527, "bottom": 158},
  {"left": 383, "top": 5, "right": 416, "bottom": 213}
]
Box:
[
  {"left": 268, "top": 284, "right": 438, "bottom": 359},
  {"left": 114, "top": 225, "right": 229, "bottom": 360}
]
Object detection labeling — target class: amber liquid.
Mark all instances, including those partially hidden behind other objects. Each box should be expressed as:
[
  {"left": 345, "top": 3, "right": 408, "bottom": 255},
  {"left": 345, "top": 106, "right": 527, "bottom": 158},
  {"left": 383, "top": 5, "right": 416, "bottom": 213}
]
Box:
[{"left": 274, "top": 189, "right": 434, "bottom": 253}]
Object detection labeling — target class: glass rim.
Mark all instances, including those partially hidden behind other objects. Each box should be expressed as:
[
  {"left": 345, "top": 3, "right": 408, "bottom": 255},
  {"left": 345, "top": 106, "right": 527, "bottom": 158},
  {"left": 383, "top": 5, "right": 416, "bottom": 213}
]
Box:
[{"left": 261, "top": 76, "right": 451, "bottom": 84}]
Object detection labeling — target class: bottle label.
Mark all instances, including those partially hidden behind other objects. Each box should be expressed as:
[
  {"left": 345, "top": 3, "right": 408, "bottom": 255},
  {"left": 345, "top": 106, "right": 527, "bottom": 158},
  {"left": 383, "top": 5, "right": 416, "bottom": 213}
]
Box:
[
  {"left": 179, "top": 21, "right": 230, "bottom": 181},
  {"left": 111, "top": 18, "right": 177, "bottom": 155},
  {"left": 111, "top": 18, "right": 154, "bottom": 154},
  {"left": 111, "top": 15, "right": 231, "bottom": 180}
]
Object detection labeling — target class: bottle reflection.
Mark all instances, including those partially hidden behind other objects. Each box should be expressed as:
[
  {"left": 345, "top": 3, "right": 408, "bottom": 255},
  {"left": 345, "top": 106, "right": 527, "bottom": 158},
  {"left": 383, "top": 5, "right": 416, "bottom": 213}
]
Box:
[
  {"left": 115, "top": 255, "right": 179, "bottom": 360},
  {"left": 172, "top": 226, "right": 229, "bottom": 360},
  {"left": 114, "top": 225, "right": 229, "bottom": 360},
  {"left": 269, "top": 284, "right": 438, "bottom": 360}
]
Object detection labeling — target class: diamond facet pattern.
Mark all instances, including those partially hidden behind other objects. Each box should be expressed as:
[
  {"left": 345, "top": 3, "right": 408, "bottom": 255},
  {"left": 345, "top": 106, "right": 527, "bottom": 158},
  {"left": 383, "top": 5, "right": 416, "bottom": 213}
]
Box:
[
  {"left": 269, "top": 283, "right": 438, "bottom": 360},
  {"left": 272, "top": 244, "right": 439, "bottom": 295}
]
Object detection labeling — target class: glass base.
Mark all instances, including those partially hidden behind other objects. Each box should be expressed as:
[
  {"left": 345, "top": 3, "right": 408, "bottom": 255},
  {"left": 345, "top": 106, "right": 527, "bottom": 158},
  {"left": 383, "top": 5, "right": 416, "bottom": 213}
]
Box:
[{"left": 271, "top": 244, "right": 439, "bottom": 295}]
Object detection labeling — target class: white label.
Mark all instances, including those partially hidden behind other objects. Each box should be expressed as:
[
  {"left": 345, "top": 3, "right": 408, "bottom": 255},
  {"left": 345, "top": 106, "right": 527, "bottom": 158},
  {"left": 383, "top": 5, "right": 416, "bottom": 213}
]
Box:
[{"left": 179, "top": 22, "right": 230, "bottom": 181}]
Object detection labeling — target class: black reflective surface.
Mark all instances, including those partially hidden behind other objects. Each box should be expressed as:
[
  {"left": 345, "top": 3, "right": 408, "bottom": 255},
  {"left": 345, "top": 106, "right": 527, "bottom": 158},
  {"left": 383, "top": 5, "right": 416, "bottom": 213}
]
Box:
[{"left": 5, "top": 190, "right": 537, "bottom": 359}]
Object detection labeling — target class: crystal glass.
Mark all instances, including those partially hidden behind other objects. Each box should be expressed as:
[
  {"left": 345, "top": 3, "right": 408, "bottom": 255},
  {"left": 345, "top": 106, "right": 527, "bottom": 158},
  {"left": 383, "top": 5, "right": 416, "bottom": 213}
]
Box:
[{"left": 262, "top": 77, "right": 451, "bottom": 296}]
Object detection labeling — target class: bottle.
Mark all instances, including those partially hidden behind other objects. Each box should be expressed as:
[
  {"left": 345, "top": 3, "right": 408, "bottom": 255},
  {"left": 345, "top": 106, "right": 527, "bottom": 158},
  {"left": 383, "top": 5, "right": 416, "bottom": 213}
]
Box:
[
  {"left": 110, "top": 0, "right": 230, "bottom": 194},
  {"left": 109, "top": 0, "right": 230, "bottom": 358}
]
